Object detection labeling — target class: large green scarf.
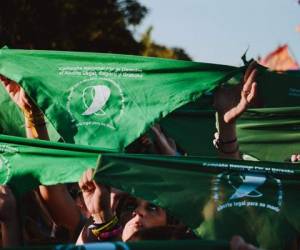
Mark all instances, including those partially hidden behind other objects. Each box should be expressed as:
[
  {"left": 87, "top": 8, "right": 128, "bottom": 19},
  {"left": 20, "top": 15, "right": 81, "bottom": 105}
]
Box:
[{"left": 0, "top": 48, "right": 240, "bottom": 150}]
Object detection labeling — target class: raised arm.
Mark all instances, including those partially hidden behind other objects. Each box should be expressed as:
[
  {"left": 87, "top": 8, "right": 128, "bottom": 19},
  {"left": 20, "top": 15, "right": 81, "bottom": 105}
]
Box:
[
  {"left": 0, "top": 75, "right": 81, "bottom": 238},
  {"left": 213, "top": 62, "right": 257, "bottom": 159},
  {"left": 0, "top": 75, "right": 49, "bottom": 140},
  {"left": 151, "top": 124, "right": 178, "bottom": 156},
  {"left": 77, "top": 168, "right": 123, "bottom": 244},
  {"left": 0, "top": 185, "right": 21, "bottom": 247}
]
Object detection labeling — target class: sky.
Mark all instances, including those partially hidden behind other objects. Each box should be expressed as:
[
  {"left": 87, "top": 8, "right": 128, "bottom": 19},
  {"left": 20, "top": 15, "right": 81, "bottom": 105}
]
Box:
[{"left": 135, "top": 0, "right": 300, "bottom": 66}]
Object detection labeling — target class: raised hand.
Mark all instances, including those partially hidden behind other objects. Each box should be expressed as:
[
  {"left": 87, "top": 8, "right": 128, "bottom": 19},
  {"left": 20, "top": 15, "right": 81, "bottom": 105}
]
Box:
[
  {"left": 79, "top": 168, "right": 111, "bottom": 222},
  {"left": 214, "top": 61, "right": 258, "bottom": 123}
]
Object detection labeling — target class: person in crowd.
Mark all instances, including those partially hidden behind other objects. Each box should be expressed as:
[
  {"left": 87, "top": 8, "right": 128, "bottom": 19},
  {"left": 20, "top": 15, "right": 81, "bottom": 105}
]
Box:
[
  {"left": 0, "top": 73, "right": 183, "bottom": 246},
  {"left": 0, "top": 75, "right": 83, "bottom": 244},
  {"left": 213, "top": 61, "right": 257, "bottom": 160},
  {"left": 76, "top": 168, "right": 259, "bottom": 250},
  {"left": 0, "top": 180, "right": 260, "bottom": 250},
  {"left": 76, "top": 62, "right": 259, "bottom": 245},
  {"left": 0, "top": 60, "right": 259, "bottom": 248}
]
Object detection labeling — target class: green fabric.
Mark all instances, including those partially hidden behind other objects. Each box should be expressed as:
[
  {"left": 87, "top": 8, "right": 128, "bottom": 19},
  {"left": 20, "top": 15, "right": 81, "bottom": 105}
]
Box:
[
  {"left": 0, "top": 48, "right": 241, "bottom": 150},
  {"left": 256, "top": 69, "right": 300, "bottom": 108},
  {"left": 95, "top": 153, "right": 300, "bottom": 250},
  {"left": 161, "top": 68, "right": 300, "bottom": 161},
  {"left": 160, "top": 95, "right": 216, "bottom": 157},
  {"left": 0, "top": 134, "right": 110, "bottom": 195},
  {"left": 0, "top": 80, "right": 61, "bottom": 141},
  {"left": 2, "top": 48, "right": 300, "bottom": 158},
  {"left": 0, "top": 83, "right": 25, "bottom": 137},
  {"left": 162, "top": 104, "right": 300, "bottom": 162},
  {"left": 237, "top": 107, "right": 300, "bottom": 161},
  {"left": 0, "top": 135, "right": 299, "bottom": 249},
  {"left": 237, "top": 69, "right": 300, "bottom": 161}
]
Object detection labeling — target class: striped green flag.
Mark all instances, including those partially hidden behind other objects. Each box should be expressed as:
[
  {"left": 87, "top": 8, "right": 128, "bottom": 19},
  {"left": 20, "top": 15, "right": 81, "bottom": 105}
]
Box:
[
  {"left": 0, "top": 48, "right": 241, "bottom": 150},
  {"left": 95, "top": 153, "right": 300, "bottom": 250}
]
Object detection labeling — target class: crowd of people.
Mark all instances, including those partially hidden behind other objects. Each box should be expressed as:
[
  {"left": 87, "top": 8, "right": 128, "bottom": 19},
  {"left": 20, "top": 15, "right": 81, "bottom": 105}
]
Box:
[{"left": 0, "top": 62, "right": 297, "bottom": 249}]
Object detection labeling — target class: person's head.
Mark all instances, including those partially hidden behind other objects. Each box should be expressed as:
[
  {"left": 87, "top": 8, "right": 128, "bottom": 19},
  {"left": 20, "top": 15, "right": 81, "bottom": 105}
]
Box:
[{"left": 117, "top": 195, "right": 168, "bottom": 241}]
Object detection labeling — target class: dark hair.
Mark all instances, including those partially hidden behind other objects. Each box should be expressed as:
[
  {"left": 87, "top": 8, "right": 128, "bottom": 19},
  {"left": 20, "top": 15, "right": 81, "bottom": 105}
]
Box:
[{"left": 116, "top": 194, "right": 179, "bottom": 225}]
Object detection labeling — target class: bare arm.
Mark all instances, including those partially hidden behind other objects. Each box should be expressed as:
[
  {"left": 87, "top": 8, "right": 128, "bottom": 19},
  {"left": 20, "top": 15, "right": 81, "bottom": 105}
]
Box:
[
  {"left": 151, "top": 124, "right": 178, "bottom": 156},
  {"left": 76, "top": 169, "right": 124, "bottom": 244},
  {"left": 214, "top": 62, "right": 258, "bottom": 160},
  {"left": 38, "top": 185, "right": 81, "bottom": 232},
  {"left": 0, "top": 75, "right": 49, "bottom": 140},
  {"left": 76, "top": 168, "right": 113, "bottom": 244},
  {"left": 1, "top": 75, "right": 81, "bottom": 236},
  {"left": 0, "top": 186, "right": 21, "bottom": 247}
]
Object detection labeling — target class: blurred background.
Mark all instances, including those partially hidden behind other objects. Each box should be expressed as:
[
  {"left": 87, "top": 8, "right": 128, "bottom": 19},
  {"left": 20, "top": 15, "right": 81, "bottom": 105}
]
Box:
[{"left": 1, "top": 0, "right": 300, "bottom": 68}]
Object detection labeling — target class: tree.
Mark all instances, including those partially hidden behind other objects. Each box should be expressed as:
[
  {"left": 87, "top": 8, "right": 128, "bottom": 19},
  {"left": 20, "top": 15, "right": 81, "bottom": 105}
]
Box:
[
  {"left": 0, "top": 0, "right": 191, "bottom": 59},
  {"left": 0, "top": 0, "right": 147, "bottom": 54},
  {"left": 140, "top": 27, "right": 191, "bottom": 60}
]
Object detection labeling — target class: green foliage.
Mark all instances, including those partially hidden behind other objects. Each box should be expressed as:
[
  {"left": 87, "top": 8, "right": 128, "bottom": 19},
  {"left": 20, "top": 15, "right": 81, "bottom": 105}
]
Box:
[
  {"left": 140, "top": 27, "right": 192, "bottom": 61},
  {"left": 0, "top": 0, "right": 191, "bottom": 59},
  {"left": 0, "top": 0, "right": 146, "bottom": 54},
  {"left": 118, "top": 0, "right": 148, "bottom": 26}
]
